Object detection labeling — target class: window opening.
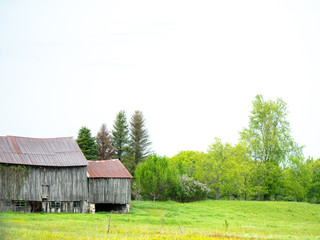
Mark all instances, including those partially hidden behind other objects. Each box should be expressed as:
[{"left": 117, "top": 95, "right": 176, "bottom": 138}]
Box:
[
  {"left": 15, "top": 201, "right": 26, "bottom": 207},
  {"left": 73, "top": 201, "right": 80, "bottom": 208},
  {"left": 51, "top": 201, "right": 61, "bottom": 208}
]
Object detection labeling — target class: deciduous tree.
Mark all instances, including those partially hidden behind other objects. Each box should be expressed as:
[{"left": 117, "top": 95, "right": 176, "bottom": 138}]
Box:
[
  {"left": 96, "top": 123, "right": 115, "bottom": 160},
  {"left": 135, "top": 154, "right": 178, "bottom": 201},
  {"left": 307, "top": 158, "right": 320, "bottom": 203},
  {"left": 240, "top": 95, "right": 303, "bottom": 200},
  {"left": 170, "top": 151, "right": 206, "bottom": 178},
  {"left": 283, "top": 156, "right": 312, "bottom": 201},
  {"left": 195, "top": 138, "right": 234, "bottom": 200}
]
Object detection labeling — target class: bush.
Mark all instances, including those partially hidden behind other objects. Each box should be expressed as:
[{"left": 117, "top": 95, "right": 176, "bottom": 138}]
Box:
[
  {"left": 135, "top": 154, "right": 178, "bottom": 201},
  {"left": 174, "top": 175, "right": 210, "bottom": 202},
  {"left": 134, "top": 155, "right": 210, "bottom": 202}
]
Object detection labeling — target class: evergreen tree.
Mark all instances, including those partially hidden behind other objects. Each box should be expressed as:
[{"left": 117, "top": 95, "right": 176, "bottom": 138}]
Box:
[
  {"left": 76, "top": 126, "right": 98, "bottom": 160},
  {"left": 129, "top": 110, "right": 151, "bottom": 169},
  {"left": 96, "top": 123, "right": 115, "bottom": 160},
  {"left": 112, "top": 110, "right": 129, "bottom": 161}
]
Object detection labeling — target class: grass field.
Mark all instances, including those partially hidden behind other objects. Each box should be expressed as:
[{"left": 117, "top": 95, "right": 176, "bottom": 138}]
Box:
[{"left": 1, "top": 200, "right": 320, "bottom": 240}]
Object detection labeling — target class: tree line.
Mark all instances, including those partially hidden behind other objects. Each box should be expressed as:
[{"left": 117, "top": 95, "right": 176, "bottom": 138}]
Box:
[
  {"left": 76, "top": 110, "right": 151, "bottom": 175},
  {"left": 76, "top": 95, "right": 320, "bottom": 203},
  {"left": 133, "top": 95, "right": 320, "bottom": 203}
]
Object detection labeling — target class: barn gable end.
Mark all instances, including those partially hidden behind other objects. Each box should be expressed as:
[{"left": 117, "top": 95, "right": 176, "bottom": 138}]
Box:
[{"left": 87, "top": 160, "right": 133, "bottom": 213}]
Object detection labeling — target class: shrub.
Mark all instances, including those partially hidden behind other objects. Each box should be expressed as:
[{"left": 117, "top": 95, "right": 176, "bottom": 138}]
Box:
[
  {"left": 174, "top": 175, "right": 210, "bottom": 202},
  {"left": 135, "top": 154, "right": 178, "bottom": 201}
]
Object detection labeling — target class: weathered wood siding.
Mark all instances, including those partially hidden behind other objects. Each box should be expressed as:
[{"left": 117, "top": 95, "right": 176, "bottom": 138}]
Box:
[
  {"left": 0, "top": 164, "right": 88, "bottom": 201},
  {"left": 88, "top": 178, "right": 131, "bottom": 204}
]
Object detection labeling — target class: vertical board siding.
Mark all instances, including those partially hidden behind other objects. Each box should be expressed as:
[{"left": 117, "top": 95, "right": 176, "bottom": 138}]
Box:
[
  {"left": 88, "top": 178, "right": 131, "bottom": 204},
  {"left": 0, "top": 165, "right": 87, "bottom": 201},
  {"left": 1, "top": 164, "right": 132, "bottom": 212}
]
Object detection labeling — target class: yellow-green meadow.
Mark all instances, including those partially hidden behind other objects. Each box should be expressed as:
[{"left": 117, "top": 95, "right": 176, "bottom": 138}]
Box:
[{"left": 1, "top": 200, "right": 319, "bottom": 240}]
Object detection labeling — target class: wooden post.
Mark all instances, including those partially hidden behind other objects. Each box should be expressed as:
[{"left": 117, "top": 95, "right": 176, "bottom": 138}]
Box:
[
  {"left": 107, "top": 215, "right": 111, "bottom": 234},
  {"left": 178, "top": 225, "right": 183, "bottom": 235}
]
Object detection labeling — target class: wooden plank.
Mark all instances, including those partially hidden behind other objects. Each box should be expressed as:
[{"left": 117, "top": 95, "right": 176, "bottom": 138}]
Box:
[
  {"left": 88, "top": 179, "right": 92, "bottom": 202},
  {"left": 32, "top": 168, "right": 38, "bottom": 200}
]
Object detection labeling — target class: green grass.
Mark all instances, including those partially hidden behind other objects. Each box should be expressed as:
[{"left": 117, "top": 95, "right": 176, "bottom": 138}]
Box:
[{"left": 0, "top": 200, "right": 320, "bottom": 240}]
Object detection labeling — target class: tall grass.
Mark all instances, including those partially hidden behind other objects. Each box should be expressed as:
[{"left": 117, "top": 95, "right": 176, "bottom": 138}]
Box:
[{"left": 0, "top": 200, "right": 319, "bottom": 239}]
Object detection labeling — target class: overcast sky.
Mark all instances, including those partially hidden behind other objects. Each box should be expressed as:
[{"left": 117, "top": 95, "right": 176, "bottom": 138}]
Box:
[{"left": 0, "top": 0, "right": 319, "bottom": 158}]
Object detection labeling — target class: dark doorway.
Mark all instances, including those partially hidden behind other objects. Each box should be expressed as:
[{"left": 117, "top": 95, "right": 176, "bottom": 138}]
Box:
[
  {"left": 95, "top": 203, "right": 126, "bottom": 213},
  {"left": 30, "top": 201, "right": 42, "bottom": 212}
]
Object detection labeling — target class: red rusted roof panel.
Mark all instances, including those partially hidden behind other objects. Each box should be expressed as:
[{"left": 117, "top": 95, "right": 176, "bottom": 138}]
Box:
[
  {"left": 87, "top": 159, "right": 133, "bottom": 178},
  {"left": 0, "top": 136, "right": 87, "bottom": 167}
]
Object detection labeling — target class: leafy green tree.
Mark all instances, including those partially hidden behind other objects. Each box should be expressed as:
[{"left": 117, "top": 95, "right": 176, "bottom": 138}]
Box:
[
  {"left": 251, "top": 161, "right": 283, "bottom": 200},
  {"left": 96, "top": 123, "right": 115, "bottom": 160},
  {"left": 128, "top": 110, "right": 151, "bottom": 173},
  {"left": 194, "top": 139, "right": 254, "bottom": 200},
  {"left": 222, "top": 141, "right": 256, "bottom": 200},
  {"left": 112, "top": 110, "right": 129, "bottom": 161},
  {"left": 240, "top": 95, "right": 295, "bottom": 164},
  {"left": 307, "top": 158, "right": 320, "bottom": 203},
  {"left": 233, "top": 142, "right": 255, "bottom": 200},
  {"left": 195, "top": 138, "right": 236, "bottom": 200},
  {"left": 134, "top": 154, "right": 178, "bottom": 201},
  {"left": 240, "top": 95, "right": 303, "bottom": 200},
  {"left": 283, "top": 156, "right": 312, "bottom": 201},
  {"left": 170, "top": 151, "right": 206, "bottom": 178},
  {"left": 76, "top": 126, "right": 98, "bottom": 160}
]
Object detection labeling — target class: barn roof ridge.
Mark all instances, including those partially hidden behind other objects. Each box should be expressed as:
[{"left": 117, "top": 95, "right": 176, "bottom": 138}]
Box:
[
  {"left": 87, "top": 159, "right": 119, "bottom": 162},
  {"left": 5, "top": 135, "right": 75, "bottom": 141}
]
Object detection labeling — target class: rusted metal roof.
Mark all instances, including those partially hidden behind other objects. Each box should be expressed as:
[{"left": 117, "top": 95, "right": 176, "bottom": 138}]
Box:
[
  {"left": 0, "top": 136, "right": 88, "bottom": 167},
  {"left": 87, "top": 159, "right": 133, "bottom": 178}
]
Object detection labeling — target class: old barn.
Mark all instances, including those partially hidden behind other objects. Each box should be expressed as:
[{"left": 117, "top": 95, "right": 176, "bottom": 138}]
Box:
[
  {"left": 0, "top": 136, "right": 89, "bottom": 212},
  {"left": 0, "top": 136, "right": 133, "bottom": 213},
  {"left": 87, "top": 160, "right": 132, "bottom": 213}
]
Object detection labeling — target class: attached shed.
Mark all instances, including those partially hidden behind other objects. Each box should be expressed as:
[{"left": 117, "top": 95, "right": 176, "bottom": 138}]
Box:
[
  {"left": 0, "top": 136, "right": 88, "bottom": 213},
  {"left": 87, "top": 159, "right": 133, "bottom": 213}
]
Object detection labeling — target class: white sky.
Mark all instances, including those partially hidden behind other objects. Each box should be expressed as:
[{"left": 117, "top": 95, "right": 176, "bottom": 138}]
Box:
[{"left": 0, "top": 0, "right": 319, "bottom": 158}]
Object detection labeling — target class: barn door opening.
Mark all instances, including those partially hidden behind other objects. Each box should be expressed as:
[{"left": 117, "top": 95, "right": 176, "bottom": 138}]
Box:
[
  {"left": 95, "top": 203, "right": 128, "bottom": 213},
  {"left": 30, "top": 201, "right": 42, "bottom": 212}
]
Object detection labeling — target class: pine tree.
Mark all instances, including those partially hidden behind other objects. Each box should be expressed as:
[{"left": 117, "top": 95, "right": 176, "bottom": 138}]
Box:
[
  {"left": 129, "top": 111, "right": 151, "bottom": 168},
  {"left": 76, "top": 126, "right": 98, "bottom": 160},
  {"left": 112, "top": 110, "right": 129, "bottom": 161},
  {"left": 96, "top": 123, "right": 115, "bottom": 160}
]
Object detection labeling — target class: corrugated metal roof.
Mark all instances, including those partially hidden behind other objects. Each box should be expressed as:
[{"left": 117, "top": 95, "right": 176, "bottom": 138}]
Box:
[
  {"left": 0, "top": 136, "right": 88, "bottom": 167},
  {"left": 87, "top": 159, "right": 133, "bottom": 178}
]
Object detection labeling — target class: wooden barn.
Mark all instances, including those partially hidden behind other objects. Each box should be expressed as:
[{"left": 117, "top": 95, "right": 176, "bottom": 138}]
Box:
[
  {"left": 0, "top": 136, "right": 88, "bottom": 213},
  {"left": 87, "top": 160, "right": 133, "bottom": 213}
]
